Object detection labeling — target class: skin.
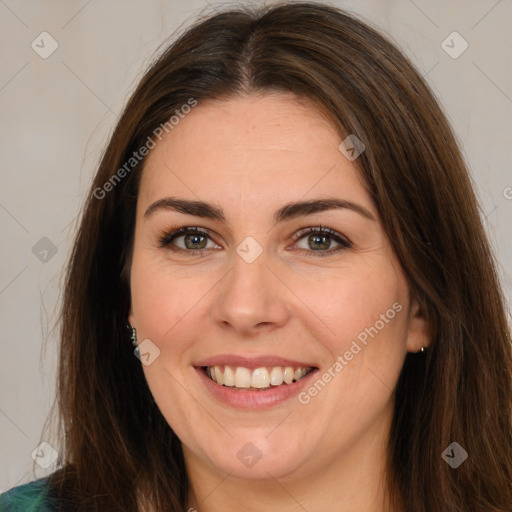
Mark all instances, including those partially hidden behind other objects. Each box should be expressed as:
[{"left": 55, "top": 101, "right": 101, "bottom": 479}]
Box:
[{"left": 128, "top": 92, "right": 431, "bottom": 512}]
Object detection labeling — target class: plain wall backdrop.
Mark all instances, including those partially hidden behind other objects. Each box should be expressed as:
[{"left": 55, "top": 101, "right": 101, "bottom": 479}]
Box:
[{"left": 1, "top": 0, "right": 511, "bottom": 492}]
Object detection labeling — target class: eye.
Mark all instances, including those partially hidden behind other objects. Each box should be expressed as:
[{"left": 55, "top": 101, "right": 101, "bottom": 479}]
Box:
[
  {"left": 157, "top": 226, "right": 219, "bottom": 254},
  {"left": 290, "top": 225, "right": 351, "bottom": 257}
]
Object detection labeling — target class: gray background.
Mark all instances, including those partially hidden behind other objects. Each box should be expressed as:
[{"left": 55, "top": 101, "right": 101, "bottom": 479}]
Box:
[{"left": 1, "top": 0, "right": 511, "bottom": 492}]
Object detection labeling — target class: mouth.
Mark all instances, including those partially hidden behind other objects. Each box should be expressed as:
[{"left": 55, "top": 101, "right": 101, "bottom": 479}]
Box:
[
  {"left": 201, "top": 364, "right": 315, "bottom": 391},
  {"left": 193, "top": 354, "right": 319, "bottom": 409}
]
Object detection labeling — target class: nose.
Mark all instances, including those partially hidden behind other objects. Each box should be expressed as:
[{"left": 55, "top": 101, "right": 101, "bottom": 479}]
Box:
[{"left": 211, "top": 246, "right": 291, "bottom": 337}]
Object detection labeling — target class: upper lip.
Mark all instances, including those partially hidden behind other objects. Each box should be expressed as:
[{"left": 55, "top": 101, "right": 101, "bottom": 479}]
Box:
[{"left": 194, "top": 354, "right": 318, "bottom": 369}]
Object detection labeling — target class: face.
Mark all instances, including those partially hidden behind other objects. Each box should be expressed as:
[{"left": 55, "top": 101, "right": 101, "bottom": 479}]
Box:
[{"left": 128, "top": 93, "right": 430, "bottom": 483}]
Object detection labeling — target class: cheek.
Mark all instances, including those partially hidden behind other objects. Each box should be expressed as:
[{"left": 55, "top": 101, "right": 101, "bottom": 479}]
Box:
[
  {"left": 295, "top": 266, "right": 407, "bottom": 433},
  {"left": 290, "top": 261, "right": 406, "bottom": 355},
  {"left": 129, "top": 255, "right": 203, "bottom": 344}
]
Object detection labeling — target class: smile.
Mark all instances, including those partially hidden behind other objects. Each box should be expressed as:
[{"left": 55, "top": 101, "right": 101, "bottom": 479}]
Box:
[
  {"left": 194, "top": 354, "right": 319, "bottom": 409},
  {"left": 203, "top": 365, "right": 314, "bottom": 390}
]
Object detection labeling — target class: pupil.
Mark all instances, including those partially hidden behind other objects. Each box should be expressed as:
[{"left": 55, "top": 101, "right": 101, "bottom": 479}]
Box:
[
  {"left": 186, "top": 234, "right": 206, "bottom": 249},
  {"left": 311, "top": 234, "right": 329, "bottom": 250}
]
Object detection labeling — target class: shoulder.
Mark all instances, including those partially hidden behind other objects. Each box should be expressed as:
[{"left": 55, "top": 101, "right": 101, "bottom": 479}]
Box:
[{"left": 0, "top": 477, "right": 54, "bottom": 512}]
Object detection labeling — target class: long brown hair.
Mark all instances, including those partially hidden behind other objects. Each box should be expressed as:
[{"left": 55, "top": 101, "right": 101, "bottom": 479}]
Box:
[{"left": 42, "top": 2, "right": 512, "bottom": 510}]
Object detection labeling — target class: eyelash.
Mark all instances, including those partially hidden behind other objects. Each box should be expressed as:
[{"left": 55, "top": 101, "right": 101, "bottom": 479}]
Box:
[{"left": 157, "top": 224, "right": 351, "bottom": 258}]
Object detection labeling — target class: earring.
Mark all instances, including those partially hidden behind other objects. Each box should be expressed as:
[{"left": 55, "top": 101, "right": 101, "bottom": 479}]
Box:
[
  {"left": 420, "top": 346, "right": 425, "bottom": 353},
  {"left": 127, "top": 323, "right": 138, "bottom": 347}
]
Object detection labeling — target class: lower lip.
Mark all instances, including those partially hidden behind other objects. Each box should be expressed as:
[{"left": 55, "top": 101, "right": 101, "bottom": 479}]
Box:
[{"left": 194, "top": 366, "right": 319, "bottom": 410}]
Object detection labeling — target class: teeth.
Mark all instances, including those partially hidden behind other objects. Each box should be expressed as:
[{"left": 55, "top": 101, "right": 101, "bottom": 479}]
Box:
[
  {"left": 270, "top": 367, "right": 284, "bottom": 385},
  {"left": 223, "top": 366, "right": 235, "bottom": 386},
  {"left": 214, "top": 366, "right": 224, "bottom": 385},
  {"left": 251, "top": 368, "right": 270, "bottom": 388},
  {"left": 234, "top": 367, "right": 251, "bottom": 388},
  {"left": 283, "top": 367, "right": 295, "bottom": 384},
  {"left": 205, "top": 365, "right": 312, "bottom": 389}
]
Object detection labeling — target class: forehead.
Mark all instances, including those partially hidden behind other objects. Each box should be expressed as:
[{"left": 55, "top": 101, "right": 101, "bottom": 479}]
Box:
[{"left": 138, "top": 93, "right": 375, "bottom": 220}]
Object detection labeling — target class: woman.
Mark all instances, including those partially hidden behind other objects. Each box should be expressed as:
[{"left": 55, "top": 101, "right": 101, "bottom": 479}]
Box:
[{"left": 1, "top": 2, "right": 511, "bottom": 511}]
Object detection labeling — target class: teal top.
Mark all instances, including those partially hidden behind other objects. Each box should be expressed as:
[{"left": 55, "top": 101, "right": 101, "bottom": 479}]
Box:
[{"left": 0, "top": 477, "right": 55, "bottom": 512}]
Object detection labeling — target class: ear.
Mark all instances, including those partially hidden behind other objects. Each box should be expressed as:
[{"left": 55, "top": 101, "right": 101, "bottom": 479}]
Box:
[
  {"left": 405, "top": 297, "right": 432, "bottom": 353},
  {"left": 128, "top": 305, "right": 135, "bottom": 328}
]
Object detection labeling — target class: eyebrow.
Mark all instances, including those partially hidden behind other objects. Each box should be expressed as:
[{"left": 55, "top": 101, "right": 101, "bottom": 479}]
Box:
[{"left": 144, "top": 197, "right": 376, "bottom": 223}]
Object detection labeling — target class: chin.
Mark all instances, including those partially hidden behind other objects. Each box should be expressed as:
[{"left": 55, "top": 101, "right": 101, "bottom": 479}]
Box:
[{"left": 199, "top": 434, "right": 310, "bottom": 481}]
